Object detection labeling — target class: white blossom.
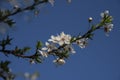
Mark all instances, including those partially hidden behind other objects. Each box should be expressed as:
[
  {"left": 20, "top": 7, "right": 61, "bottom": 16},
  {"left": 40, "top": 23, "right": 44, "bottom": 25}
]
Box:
[
  {"left": 104, "top": 23, "right": 114, "bottom": 36},
  {"left": 48, "top": 35, "right": 60, "bottom": 43},
  {"left": 48, "top": 0, "right": 55, "bottom": 6},
  {"left": 64, "top": 45, "right": 76, "bottom": 54},
  {"left": 104, "top": 10, "right": 109, "bottom": 15},
  {"left": 101, "top": 10, "right": 109, "bottom": 18},
  {"left": 42, "top": 42, "right": 57, "bottom": 52},
  {"left": 53, "top": 58, "right": 65, "bottom": 65},
  {"left": 100, "top": 10, "right": 113, "bottom": 23},
  {"left": 37, "top": 50, "right": 48, "bottom": 58},
  {"left": 76, "top": 38, "right": 88, "bottom": 48},
  {"left": 100, "top": 10, "right": 114, "bottom": 35},
  {"left": 48, "top": 32, "right": 72, "bottom": 46}
]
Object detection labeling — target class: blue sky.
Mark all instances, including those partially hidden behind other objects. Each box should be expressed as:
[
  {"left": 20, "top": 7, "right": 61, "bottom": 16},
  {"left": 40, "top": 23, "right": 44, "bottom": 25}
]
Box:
[{"left": 0, "top": 0, "right": 120, "bottom": 80}]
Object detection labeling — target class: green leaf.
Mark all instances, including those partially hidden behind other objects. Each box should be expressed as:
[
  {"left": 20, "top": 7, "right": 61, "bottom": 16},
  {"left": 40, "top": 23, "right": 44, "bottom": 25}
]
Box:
[
  {"left": 6, "top": 35, "right": 12, "bottom": 45},
  {"left": 5, "top": 19, "right": 15, "bottom": 27},
  {"left": 70, "top": 37, "right": 76, "bottom": 43},
  {"left": 91, "top": 25, "right": 96, "bottom": 31},
  {"left": 36, "top": 41, "right": 42, "bottom": 49},
  {"left": 87, "top": 33, "right": 94, "bottom": 40},
  {"left": 14, "top": 46, "right": 22, "bottom": 54},
  {"left": 0, "top": 61, "right": 10, "bottom": 72},
  {"left": 36, "top": 57, "right": 42, "bottom": 63},
  {"left": 1, "top": 36, "right": 12, "bottom": 45},
  {"left": 14, "top": 46, "right": 30, "bottom": 55},
  {"left": 105, "top": 18, "right": 112, "bottom": 23},
  {"left": 23, "top": 47, "right": 31, "bottom": 53},
  {"left": 4, "top": 10, "right": 11, "bottom": 16},
  {"left": 58, "top": 51, "right": 69, "bottom": 59}
]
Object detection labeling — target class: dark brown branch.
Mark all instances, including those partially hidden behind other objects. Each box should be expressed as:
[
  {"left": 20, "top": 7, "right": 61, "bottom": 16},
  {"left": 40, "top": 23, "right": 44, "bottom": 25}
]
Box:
[
  {"left": 0, "top": 0, "right": 48, "bottom": 22},
  {"left": 0, "top": 49, "right": 36, "bottom": 59}
]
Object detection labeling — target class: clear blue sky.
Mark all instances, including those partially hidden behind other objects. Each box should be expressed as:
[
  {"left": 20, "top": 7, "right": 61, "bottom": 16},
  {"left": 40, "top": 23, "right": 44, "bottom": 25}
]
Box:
[{"left": 0, "top": 0, "right": 120, "bottom": 80}]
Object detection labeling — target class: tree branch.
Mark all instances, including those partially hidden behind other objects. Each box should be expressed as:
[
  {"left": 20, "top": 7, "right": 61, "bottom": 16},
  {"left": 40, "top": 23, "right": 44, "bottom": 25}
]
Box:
[
  {"left": 0, "top": 49, "right": 36, "bottom": 59},
  {"left": 0, "top": 21, "right": 104, "bottom": 60},
  {"left": 0, "top": 0, "right": 48, "bottom": 22}
]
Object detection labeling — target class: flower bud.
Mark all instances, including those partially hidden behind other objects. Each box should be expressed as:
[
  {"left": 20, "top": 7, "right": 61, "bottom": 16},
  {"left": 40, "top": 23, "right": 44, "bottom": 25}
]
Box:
[
  {"left": 88, "top": 17, "right": 93, "bottom": 22},
  {"left": 53, "top": 58, "right": 65, "bottom": 65},
  {"left": 30, "top": 59, "right": 35, "bottom": 64},
  {"left": 104, "top": 10, "right": 109, "bottom": 15},
  {"left": 58, "top": 59, "right": 65, "bottom": 65}
]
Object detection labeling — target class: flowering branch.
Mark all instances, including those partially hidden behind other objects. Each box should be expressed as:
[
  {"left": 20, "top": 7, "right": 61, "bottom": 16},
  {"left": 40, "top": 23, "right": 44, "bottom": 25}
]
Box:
[
  {"left": 0, "top": 0, "right": 71, "bottom": 27},
  {"left": 0, "top": 1, "right": 114, "bottom": 80},
  {"left": 0, "top": 10, "right": 113, "bottom": 65},
  {"left": 0, "top": 0, "right": 48, "bottom": 26},
  {"left": 37, "top": 10, "right": 113, "bottom": 65}
]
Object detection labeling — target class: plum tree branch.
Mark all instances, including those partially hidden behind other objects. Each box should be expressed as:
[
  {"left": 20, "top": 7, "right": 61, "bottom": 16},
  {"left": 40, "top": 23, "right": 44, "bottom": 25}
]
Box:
[
  {"left": 0, "top": 49, "right": 36, "bottom": 59},
  {"left": 0, "top": 20, "right": 105, "bottom": 60},
  {"left": 0, "top": 0, "right": 48, "bottom": 22}
]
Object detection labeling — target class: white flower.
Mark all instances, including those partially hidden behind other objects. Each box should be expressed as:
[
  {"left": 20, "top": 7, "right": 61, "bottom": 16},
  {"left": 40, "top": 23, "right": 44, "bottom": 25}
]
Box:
[
  {"left": 48, "top": 0, "right": 55, "bottom": 6},
  {"left": 100, "top": 10, "right": 114, "bottom": 35},
  {"left": 76, "top": 38, "right": 88, "bottom": 48},
  {"left": 104, "top": 23, "right": 113, "bottom": 32},
  {"left": 42, "top": 42, "right": 56, "bottom": 52},
  {"left": 101, "top": 10, "right": 109, "bottom": 18},
  {"left": 48, "top": 32, "right": 72, "bottom": 46},
  {"left": 64, "top": 45, "right": 76, "bottom": 54},
  {"left": 104, "top": 10, "right": 109, "bottom": 15},
  {"left": 48, "top": 35, "right": 61, "bottom": 43},
  {"left": 37, "top": 50, "right": 48, "bottom": 58},
  {"left": 53, "top": 58, "right": 65, "bottom": 65},
  {"left": 104, "top": 23, "right": 114, "bottom": 36},
  {"left": 58, "top": 32, "right": 71, "bottom": 45}
]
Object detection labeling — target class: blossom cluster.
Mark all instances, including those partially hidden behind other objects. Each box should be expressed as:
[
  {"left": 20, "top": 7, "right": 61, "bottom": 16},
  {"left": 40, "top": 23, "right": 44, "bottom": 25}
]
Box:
[
  {"left": 34, "top": 10, "right": 113, "bottom": 65},
  {"left": 100, "top": 10, "right": 114, "bottom": 36},
  {"left": 37, "top": 32, "right": 88, "bottom": 65}
]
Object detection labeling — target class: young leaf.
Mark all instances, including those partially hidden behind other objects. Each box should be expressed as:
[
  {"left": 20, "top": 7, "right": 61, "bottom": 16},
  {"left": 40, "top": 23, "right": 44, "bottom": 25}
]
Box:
[
  {"left": 23, "top": 47, "right": 31, "bottom": 53},
  {"left": 91, "top": 25, "right": 96, "bottom": 31},
  {"left": 0, "top": 61, "right": 10, "bottom": 72},
  {"left": 36, "top": 41, "right": 42, "bottom": 49},
  {"left": 36, "top": 57, "right": 42, "bottom": 63},
  {"left": 5, "top": 19, "right": 15, "bottom": 27}
]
